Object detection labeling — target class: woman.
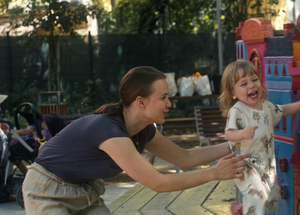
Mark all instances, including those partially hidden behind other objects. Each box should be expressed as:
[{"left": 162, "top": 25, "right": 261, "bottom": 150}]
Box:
[{"left": 23, "top": 66, "right": 250, "bottom": 215}]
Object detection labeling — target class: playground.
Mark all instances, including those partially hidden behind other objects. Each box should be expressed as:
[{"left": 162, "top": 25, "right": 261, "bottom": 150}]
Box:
[{"left": 0, "top": 11, "right": 300, "bottom": 215}]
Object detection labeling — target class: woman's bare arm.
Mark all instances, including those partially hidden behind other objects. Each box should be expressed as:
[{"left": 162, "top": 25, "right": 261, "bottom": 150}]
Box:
[
  {"left": 99, "top": 134, "right": 250, "bottom": 193},
  {"left": 145, "top": 130, "right": 231, "bottom": 168}
]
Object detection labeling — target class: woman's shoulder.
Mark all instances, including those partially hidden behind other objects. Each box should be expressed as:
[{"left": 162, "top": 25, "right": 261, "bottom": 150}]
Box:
[
  {"left": 66, "top": 114, "right": 126, "bottom": 136},
  {"left": 86, "top": 114, "right": 126, "bottom": 132},
  {"left": 79, "top": 114, "right": 129, "bottom": 142},
  {"left": 82, "top": 113, "right": 123, "bottom": 124}
]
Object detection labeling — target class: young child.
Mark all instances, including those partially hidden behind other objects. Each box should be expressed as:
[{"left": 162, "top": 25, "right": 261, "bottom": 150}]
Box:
[{"left": 218, "top": 60, "right": 300, "bottom": 215}]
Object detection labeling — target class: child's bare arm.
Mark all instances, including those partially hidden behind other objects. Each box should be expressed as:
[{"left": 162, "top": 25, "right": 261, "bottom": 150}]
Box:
[
  {"left": 282, "top": 101, "right": 300, "bottom": 118},
  {"left": 225, "top": 126, "right": 258, "bottom": 142}
]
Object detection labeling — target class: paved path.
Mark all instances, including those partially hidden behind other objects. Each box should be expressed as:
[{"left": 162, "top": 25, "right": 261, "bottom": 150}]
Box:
[{"left": 108, "top": 180, "right": 236, "bottom": 215}]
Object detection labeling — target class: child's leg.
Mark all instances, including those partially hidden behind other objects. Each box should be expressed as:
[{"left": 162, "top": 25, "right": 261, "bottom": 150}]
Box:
[
  {"left": 264, "top": 183, "right": 280, "bottom": 212},
  {"left": 235, "top": 170, "right": 268, "bottom": 215},
  {"left": 231, "top": 201, "right": 243, "bottom": 215},
  {"left": 242, "top": 191, "right": 265, "bottom": 215}
]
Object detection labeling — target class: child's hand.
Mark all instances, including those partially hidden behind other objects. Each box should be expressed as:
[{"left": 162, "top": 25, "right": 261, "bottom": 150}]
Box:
[
  {"left": 25, "top": 126, "right": 35, "bottom": 134},
  {"left": 242, "top": 126, "right": 258, "bottom": 139}
]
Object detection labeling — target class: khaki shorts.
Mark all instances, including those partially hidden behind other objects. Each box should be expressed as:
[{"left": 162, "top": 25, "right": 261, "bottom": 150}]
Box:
[{"left": 22, "top": 162, "right": 111, "bottom": 215}]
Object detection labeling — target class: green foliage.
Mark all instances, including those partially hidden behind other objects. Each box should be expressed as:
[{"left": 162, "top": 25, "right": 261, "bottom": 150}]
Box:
[
  {"left": 8, "top": 0, "right": 105, "bottom": 95},
  {"left": 0, "top": 79, "right": 40, "bottom": 128},
  {"left": 222, "top": 0, "right": 248, "bottom": 32},
  {"left": 2, "top": 0, "right": 287, "bottom": 118},
  {"left": 222, "top": 0, "right": 285, "bottom": 32},
  {"left": 0, "top": 0, "right": 10, "bottom": 13},
  {"left": 2, "top": 109, "right": 15, "bottom": 126},
  {"left": 105, "top": 0, "right": 216, "bottom": 34},
  {"left": 6, "top": 80, "right": 40, "bottom": 111},
  {"left": 64, "top": 77, "right": 110, "bottom": 114},
  {"left": 4, "top": 110, "right": 31, "bottom": 128},
  {"left": 165, "top": 0, "right": 216, "bottom": 33},
  {"left": 12, "top": 0, "right": 100, "bottom": 44},
  {"left": 100, "top": 0, "right": 285, "bottom": 34},
  {"left": 263, "top": 0, "right": 285, "bottom": 20}
]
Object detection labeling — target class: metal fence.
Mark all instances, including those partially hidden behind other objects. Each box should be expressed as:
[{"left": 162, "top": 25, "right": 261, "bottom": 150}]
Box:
[{"left": 0, "top": 33, "right": 236, "bottom": 114}]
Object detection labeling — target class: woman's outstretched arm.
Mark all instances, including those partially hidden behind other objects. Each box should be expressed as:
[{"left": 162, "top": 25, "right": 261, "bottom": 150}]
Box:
[{"left": 99, "top": 133, "right": 250, "bottom": 193}]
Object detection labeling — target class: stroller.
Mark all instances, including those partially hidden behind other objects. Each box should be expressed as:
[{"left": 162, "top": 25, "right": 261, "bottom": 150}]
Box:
[{"left": 0, "top": 96, "right": 65, "bottom": 208}]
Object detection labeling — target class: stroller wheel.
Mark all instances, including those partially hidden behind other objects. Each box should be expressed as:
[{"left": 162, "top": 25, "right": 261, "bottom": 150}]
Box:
[{"left": 16, "top": 185, "right": 24, "bottom": 208}]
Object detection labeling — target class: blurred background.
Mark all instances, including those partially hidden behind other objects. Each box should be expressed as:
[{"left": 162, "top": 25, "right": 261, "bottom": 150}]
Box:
[{"left": 0, "top": 0, "right": 298, "bottom": 119}]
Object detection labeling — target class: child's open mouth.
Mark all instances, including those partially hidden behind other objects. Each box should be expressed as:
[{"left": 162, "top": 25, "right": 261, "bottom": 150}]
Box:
[{"left": 248, "top": 91, "right": 258, "bottom": 98}]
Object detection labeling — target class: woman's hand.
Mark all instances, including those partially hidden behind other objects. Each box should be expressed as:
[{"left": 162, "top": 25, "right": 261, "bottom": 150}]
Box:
[{"left": 211, "top": 152, "right": 250, "bottom": 180}]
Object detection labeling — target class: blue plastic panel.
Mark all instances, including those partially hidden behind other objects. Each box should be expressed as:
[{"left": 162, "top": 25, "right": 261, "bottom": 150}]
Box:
[{"left": 267, "top": 140, "right": 294, "bottom": 215}]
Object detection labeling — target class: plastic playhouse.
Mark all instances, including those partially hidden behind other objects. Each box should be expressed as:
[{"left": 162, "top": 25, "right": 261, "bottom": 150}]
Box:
[{"left": 235, "top": 15, "right": 300, "bottom": 215}]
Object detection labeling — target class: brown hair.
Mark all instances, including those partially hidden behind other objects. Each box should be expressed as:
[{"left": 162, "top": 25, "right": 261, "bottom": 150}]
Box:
[
  {"left": 93, "top": 66, "right": 166, "bottom": 115},
  {"left": 218, "top": 60, "right": 267, "bottom": 117}
]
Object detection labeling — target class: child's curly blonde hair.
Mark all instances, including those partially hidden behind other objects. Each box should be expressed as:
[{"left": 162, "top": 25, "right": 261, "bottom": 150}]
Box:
[{"left": 218, "top": 60, "right": 267, "bottom": 117}]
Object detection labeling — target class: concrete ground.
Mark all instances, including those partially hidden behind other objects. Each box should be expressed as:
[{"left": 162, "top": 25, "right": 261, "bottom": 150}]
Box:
[{"left": 0, "top": 133, "right": 200, "bottom": 214}]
